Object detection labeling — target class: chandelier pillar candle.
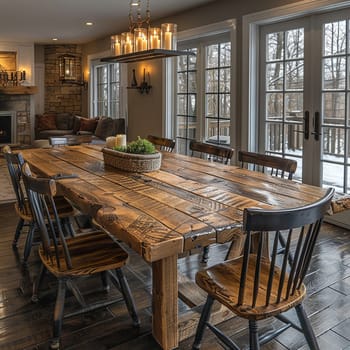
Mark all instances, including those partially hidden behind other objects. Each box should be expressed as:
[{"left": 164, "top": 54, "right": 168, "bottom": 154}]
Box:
[
  {"left": 161, "top": 23, "right": 177, "bottom": 50},
  {"left": 148, "top": 27, "right": 161, "bottom": 49},
  {"left": 134, "top": 28, "right": 148, "bottom": 52},
  {"left": 122, "top": 32, "right": 134, "bottom": 54},
  {"left": 111, "top": 35, "right": 121, "bottom": 56}
]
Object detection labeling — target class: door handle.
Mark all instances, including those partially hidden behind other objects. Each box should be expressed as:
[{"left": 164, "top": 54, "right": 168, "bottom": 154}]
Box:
[
  {"left": 304, "top": 110, "right": 309, "bottom": 140},
  {"left": 311, "top": 111, "right": 321, "bottom": 141}
]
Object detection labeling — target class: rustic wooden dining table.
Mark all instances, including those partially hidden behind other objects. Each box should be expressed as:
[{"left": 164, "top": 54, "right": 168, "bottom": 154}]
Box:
[{"left": 21, "top": 144, "right": 327, "bottom": 350}]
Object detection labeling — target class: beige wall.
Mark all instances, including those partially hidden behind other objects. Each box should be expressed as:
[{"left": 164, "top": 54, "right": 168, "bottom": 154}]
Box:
[
  {"left": 34, "top": 45, "right": 45, "bottom": 65},
  {"left": 127, "top": 60, "right": 163, "bottom": 142}
]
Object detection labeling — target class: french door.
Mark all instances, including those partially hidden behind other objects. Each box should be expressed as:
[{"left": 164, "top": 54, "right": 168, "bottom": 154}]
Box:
[{"left": 260, "top": 9, "right": 350, "bottom": 193}]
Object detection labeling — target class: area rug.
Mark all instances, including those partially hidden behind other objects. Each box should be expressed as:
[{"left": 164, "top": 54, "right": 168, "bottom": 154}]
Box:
[{"left": 0, "top": 158, "right": 16, "bottom": 203}]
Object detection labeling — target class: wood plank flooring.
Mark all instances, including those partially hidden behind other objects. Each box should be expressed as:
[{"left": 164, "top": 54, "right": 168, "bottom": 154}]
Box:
[{"left": 1, "top": 202, "right": 350, "bottom": 349}]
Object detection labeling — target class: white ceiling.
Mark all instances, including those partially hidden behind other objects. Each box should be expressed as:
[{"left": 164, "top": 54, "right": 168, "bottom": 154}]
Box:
[{"left": 2, "top": 0, "right": 214, "bottom": 44}]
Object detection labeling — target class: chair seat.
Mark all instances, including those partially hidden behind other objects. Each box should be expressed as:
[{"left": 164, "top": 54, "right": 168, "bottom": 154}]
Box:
[
  {"left": 195, "top": 255, "right": 306, "bottom": 321},
  {"left": 15, "top": 200, "right": 32, "bottom": 221},
  {"left": 40, "top": 231, "right": 129, "bottom": 277}
]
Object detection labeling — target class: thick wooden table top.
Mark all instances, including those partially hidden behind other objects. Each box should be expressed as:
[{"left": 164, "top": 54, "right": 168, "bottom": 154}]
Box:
[{"left": 21, "top": 145, "right": 326, "bottom": 263}]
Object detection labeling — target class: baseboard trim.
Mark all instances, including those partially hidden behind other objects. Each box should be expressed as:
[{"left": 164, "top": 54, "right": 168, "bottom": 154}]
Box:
[{"left": 325, "top": 211, "right": 350, "bottom": 230}]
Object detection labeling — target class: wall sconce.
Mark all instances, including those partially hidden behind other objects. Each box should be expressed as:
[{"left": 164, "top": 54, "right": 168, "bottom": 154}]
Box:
[
  {"left": 128, "top": 68, "right": 152, "bottom": 94},
  {"left": 58, "top": 54, "right": 87, "bottom": 87},
  {"left": 59, "top": 54, "right": 76, "bottom": 82}
]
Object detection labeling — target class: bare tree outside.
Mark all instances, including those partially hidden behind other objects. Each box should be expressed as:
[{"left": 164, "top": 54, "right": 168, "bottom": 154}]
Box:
[
  {"left": 265, "top": 28, "right": 304, "bottom": 156},
  {"left": 264, "top": 19, "right": 350, "bottom": 192},
  {"left": 176, "top": 42, "right": 231, "bottom": 154}
]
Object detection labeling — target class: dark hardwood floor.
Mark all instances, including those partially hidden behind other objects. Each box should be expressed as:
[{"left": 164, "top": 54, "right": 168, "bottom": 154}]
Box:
[{"left": 1, "top": 201, "right": 350, "bottom": 350}]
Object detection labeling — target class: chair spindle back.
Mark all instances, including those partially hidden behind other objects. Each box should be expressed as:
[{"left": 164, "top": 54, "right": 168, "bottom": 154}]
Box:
[
  {"left": 21, "top": 162, "right": 72, "bottom": 270},
  {"left": 190, "top": 140, "right": 234, "bottom": 165},
  {"left": 147, "top": 135, "right": 176, "bottom": 152},
  {"left": 2, "top": 146, "right": 26, "bottom": 210},
  {"left": 238, "top": 150, "right": 297, "bottom": 179},
  {"left": 238, "top": 188, "right": 334, "bottom": 309}
]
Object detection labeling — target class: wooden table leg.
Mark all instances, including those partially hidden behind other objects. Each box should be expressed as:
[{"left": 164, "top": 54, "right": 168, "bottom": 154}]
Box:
[{"left": 152, "top": 255, "right": 178, "bottom": 350}]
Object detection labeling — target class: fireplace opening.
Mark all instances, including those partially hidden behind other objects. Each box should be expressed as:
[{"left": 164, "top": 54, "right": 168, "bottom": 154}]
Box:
[
  {"left": 0, "top": 111, "right": 16, "bottom": 144},
  {"left": 0, "top": 116, "right": 11, "bottom": 143}
]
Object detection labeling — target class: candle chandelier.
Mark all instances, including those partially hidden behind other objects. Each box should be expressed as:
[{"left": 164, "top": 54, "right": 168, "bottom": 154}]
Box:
[{"left": 110, "top": 0, "right": 177, "bottom": 60}]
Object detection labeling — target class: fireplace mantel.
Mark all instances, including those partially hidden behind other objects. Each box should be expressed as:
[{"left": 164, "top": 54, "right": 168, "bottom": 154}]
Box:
[{"left": 0, "top": 86, "right": 38, "bottom": 95}]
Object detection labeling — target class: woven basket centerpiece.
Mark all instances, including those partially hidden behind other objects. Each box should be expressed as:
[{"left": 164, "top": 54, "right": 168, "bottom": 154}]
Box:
[{"left": 102, "top": 147, "right": 161, "bottom": 172}]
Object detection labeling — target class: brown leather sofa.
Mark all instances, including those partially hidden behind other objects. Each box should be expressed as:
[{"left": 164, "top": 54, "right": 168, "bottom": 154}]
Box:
[{"left": 35, "top": 113, "right": 126, "bottom": 143}]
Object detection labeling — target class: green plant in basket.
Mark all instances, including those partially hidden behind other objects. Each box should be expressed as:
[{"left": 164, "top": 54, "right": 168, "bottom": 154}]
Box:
[{"left": 114, "top": 136, "right": 156, "bottom": 154}]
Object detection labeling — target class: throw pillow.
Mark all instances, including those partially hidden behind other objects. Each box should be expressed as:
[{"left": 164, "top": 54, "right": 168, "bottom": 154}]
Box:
[
  {"left": 79, "top": 118, "right": 98, "bottom": 133},
  {"left": 72, "top": 116, "right": 81, "bottom": 134},
  {"left": 115, "top": 118, "right": 126, "bottom": 134},
  {"left": 94, "top": 117, "right": 116, "bottom": 140},
  {"left": 36, "top": 114, "right": 57, "bottom": 130},
  {"left": 56, "top": 113, "right": 74, "bottom": 130}
]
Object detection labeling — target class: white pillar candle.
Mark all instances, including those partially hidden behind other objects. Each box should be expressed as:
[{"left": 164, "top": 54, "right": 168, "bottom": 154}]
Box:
[
  {"left": 136, "top": 37, "right": 143, "bottom": 52},
  {"left": 111, "top": 35, "right": 121, "bottom": 56},
  {"left": 106, "top": 136, "right": 116, "bottom": 149},
  {"left": 149, "top": 28, "right": 161, "bottom": 49},
  {"left": 142, "top": 38, "right": 148, "bottom": 51},
  {"left": 124, "top": 41, "right": 132, "bottom": 54},
  {"left": 164, "top": 32, "right": 172, "bottom": 50},
  {"left": 115, "top": 134, "right": 127, "bottom": 148},
  {"left": 150, "top": 36, "right": 160, "bottom": 49},
  {"left": 114, "top": 42, "right": 121, "bottom": 55}
]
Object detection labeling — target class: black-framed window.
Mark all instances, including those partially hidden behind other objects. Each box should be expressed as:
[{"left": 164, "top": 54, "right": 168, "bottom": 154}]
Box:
[
  {"left": 176, "top": 48, "right": 197, "bottom": 155},
  {"left": 175, "top": 40, "right": 231, "bottom": 155},
  {"left": 205, "top": 42, "right": 231, "bottom": 146}
]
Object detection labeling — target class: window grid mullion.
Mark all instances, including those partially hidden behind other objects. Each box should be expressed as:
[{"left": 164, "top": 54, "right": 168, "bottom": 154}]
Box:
[{"left": 176, "top": 42, "right": 230, "bottom": 153}]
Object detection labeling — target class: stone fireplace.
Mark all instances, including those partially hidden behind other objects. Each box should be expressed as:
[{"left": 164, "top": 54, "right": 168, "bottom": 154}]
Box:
[
  {"left": 0, "top": 42, "right": 35, "bottom": 146},
  {"left": 0, "top": 92, "right": 34, "bottom": 145},
  {"left": 0, "top": 111, "right": 16, "bottom": 144}
]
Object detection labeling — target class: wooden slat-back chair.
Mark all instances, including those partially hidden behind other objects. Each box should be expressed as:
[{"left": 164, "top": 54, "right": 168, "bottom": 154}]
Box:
[
  {"left": 225, "top": 151, "right": 298, "bottom": 261},
  {"left": 21, "top": 162, "right": 140, "bottom": 350},
  {"left": 2, "top": 146, "right": 76, "bottom": 265},
  {"left": 190, "top": 140, "right": 234, "bottom": 165},
  {"left": 147, "top": 135, "right": 176, "bottom": 152},
  {"left": 192, "top": 188, "right": 334, "bottom": 350},
  {"left": 238, "top": 150, "right": 297, "bottom": 180},
  {"left": 189, "top": 140, "right": 234, "bottom": 262}
]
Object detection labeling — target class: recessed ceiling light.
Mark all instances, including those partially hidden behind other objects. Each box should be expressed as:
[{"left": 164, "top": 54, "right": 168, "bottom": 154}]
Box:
[
  {"left": 85, "top": 22, "right": 94, "bottom": 26},
  {"left": 52, "top": 38, "right": 58, "bottom": 41}
]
